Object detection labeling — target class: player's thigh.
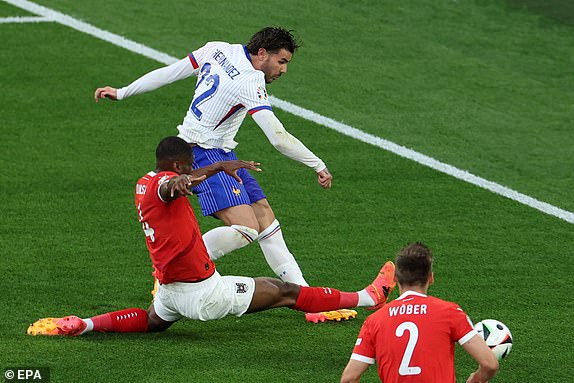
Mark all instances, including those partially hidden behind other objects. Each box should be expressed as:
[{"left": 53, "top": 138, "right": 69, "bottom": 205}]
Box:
[
  {"left": 159, "top": 272, "right": 256, "bottom": 321},
  {"left": 251, "top": 198, "right": 276, "bottom": 230},
  {"left": 246, "top": 278, "right": 299, "bottom": 313},
  {"left": 215, "top": 275, "right": 256, "bottom": 318},
  {"left": 214, "top": 204, "right": 259, "bottom": 230},
  {"left": 152, "top": 283, "right": 184, "bottom": 323}
]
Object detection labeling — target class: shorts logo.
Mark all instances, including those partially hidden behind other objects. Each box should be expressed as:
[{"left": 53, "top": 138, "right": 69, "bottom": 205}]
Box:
[
  {"left": 232, "top": 187, "right": 241, "bottom": 196},
  {"left": 236, "top": 283, "right": 249, "bottom": 294},
  {"left": 256, "top": 86, "right": 268, "bottom": 100}
]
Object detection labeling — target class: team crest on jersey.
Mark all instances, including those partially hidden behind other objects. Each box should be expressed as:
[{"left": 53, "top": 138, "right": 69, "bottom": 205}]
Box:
[
  {"left": 236, "top": 283, "right": 249, "bottom": 294},
  {"left": 256, "top": 86, "right": 268, "bottom": 100},
  {"left": 232, "top": 187, "right": 241, "bottom": 196}
]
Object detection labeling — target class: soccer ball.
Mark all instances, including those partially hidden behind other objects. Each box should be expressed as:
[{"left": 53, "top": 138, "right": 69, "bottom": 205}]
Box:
[{"left": 474, "top": 319, "right": 513, "bottom": 360}]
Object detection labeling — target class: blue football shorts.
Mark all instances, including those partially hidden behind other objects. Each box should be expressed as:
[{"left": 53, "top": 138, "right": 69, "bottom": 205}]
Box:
[{"left": 191, "top": 146, "right": 266, "bottom": 216}]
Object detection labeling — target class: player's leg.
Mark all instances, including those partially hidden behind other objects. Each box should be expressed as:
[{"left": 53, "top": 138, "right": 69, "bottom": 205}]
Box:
[
  {"left": 207, "top": 205, "right": 259, "bottom": 260},
  {"left": 246, "top": 278, "right": 300, "bottom": 312},
  {"left": 191, "top": 147, "right": 260, "bottom": 260},
  {"left": 81, "top": 305, "right": 175, "bottom": 334},
  {"left": 251, "top": 199, "right": 308, "bottom": 286},
  {"left": 28, "top": 282, "right": 181, "bottom": 336},
  {"left": 26, "top": 306, "right": 175, "bottom": 336},
  {"left": 246, "top": 262, "right": 397, "bottom": 314}
]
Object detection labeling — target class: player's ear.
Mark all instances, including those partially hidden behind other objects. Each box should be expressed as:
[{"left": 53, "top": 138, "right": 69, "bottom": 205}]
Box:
[
  {"left": 173, "top": 161, "right": 182, "bottom": 173},
  {"left": 429, "top": 272, "right": 435, "bottom": 285},
  {"left": 257, "top": 47, "right": 269, "bottom": 60}
]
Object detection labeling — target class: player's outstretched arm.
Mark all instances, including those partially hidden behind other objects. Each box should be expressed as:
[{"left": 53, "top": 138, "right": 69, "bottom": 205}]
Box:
[
  {"left": 158, "top": 161, "right": 260, "bottom": 202},
  {"left": 251, "top": 109, "right": 332, "bottom": 188},
  {"left": 192, "top": 160, "right": 261, "bottom": 184},
  {"left": 463, "top": 335, "right": 499, "bottom": 383},
  {"left": 94, "top": 57, "right": 198, "bottom": 103},
  {"left": 340, "top": 359, "right": 369, "bottom": 383},
  {"left": 159, "top": 174, "right": 207, "bottom": 201}
]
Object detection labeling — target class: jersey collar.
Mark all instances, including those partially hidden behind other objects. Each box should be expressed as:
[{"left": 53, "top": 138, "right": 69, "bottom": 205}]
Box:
[
  {"left": 243, "top": 45, "right": 253, "bottom": 65},
  {"left": 396, "top": 290, "right": 428, "bottom": 300}
]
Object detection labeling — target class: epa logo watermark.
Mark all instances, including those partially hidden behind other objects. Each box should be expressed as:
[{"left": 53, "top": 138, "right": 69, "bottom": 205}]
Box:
[{"left": 4, "top": 368, "right": 50, "bottom": 382}]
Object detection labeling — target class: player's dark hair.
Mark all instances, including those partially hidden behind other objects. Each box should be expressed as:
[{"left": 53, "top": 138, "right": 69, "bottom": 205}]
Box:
[
  {"left": 155, "top": 136, "right": 193, "bottom": 162},
  {"left": 246, "top": 26, "right": 301, "bottom": 54},
  {"left": 395, "top": 242, "right": 433, "bottom": 287}
]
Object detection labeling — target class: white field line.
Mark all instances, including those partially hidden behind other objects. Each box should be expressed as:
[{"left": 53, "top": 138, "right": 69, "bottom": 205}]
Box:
[
  {"left": 0, "top": 15, "right": 51, "bottom": 23},
  {"left": 4, "top": 0, "right": 574, "bottom": 225}
]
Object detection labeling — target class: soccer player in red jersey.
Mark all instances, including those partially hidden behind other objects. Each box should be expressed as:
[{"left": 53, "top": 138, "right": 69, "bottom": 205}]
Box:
[
  {"left": 27, "top": 136, "right": 396, "bottom": 336},
  {"left": 341, "top": 243, "right": 499, "bottom": 383}
]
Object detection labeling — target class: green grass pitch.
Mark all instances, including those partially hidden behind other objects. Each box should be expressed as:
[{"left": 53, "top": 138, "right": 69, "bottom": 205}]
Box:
[{"left": 1, "top": 0, "right": 573, "bottom": 381}]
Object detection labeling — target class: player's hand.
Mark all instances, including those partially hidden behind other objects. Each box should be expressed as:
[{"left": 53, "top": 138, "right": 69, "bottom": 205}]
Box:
[
  {"left": 220, "top": 160, "right": 262, "bottom": 184},
  {"left": 466, "top": 371, "right": 489, "bottom": 383},
  {"left": 170, "top": 174, "right": 207, "bottom": 197},
  {"left": 94, "top": 86, "right": 118, "bottom": 102},
  {"left": 317, "top": 167, "right": 332, "bottom": 189}
]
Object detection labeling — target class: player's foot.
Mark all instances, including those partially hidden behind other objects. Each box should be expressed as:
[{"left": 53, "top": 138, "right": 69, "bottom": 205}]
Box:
[
  {"left": 305, "top": 309, "right": 358, "bottom": 324},
  {"left": 365, "top": 261, "right": 396, "bottom": 310},
  {"left": 27, "top": 316, "right": 87, "bottom": 336}
]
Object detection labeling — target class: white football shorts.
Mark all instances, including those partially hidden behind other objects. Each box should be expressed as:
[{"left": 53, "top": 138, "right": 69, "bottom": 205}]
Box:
[{"left": 153, "top": 271, "right": 255, "bottom": 322}]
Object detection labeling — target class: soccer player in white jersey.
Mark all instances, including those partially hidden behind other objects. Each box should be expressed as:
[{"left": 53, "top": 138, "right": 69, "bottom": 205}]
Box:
[{"left": 94, "top": 27, "right": 348, "bottom": 322}]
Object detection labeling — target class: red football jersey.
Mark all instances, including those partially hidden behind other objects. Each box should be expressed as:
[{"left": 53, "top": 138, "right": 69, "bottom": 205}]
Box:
[
  {"left": 134, "top": 171, "right": 215, "bottom": 284},
  {"left": 351, "top": 291, "right": 476, "bottom": 383}
]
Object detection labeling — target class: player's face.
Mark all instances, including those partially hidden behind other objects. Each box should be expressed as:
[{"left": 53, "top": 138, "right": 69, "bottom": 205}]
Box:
[
  {"left": 260, "top": 48, "right": 292, "bottom": 83},
  {"left": 174, "top": 155, "right": 194, "bottom": 175}
]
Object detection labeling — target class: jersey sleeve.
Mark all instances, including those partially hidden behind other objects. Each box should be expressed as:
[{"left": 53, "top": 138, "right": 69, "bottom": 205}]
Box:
[
  {"left": 350, "top": 316, "right": 377, "bottom": 364},
  {"left": 239, "top": 74, "right": 273, "bottom": 114},
  {"left": 251, "top": 109, "right": 326, "bottom": 172},
  {"left": 450, "top": 304, "right": 477, "bottom": 345},
  {"left": 116, "top": 57, "right": 199, "bottom": 100},
  {"left": 188, "top": 42, "right": 211, "bottom": 70},
  {"left": 155, "top": 173, "right": 175, "bottom": 203},
  {"left": 188, "top": 41, "right": 222, "bottom": 70},
  {"left": 141, "top": 172, "right": 177, "bottom": 205}
]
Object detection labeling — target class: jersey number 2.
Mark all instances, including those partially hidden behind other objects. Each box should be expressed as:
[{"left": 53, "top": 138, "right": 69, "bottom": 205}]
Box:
[
  {"left": 191, "top": 63, "right": 220, "bottom": 120},
  {"left": 395, "top": 321, "right": 422, "bottom": 376}
]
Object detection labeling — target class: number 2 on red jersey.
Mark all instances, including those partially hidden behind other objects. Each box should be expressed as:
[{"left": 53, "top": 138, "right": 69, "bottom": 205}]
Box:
[{"left": 395, "top": 321, "right": 422, "bottom": 376}]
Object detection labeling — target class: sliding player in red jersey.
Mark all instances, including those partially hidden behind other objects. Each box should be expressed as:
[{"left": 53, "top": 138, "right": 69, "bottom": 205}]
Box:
[
  {"left": 341, "top": 243, "right": 499, "bottom": 383},
  {"left": 94, "top": 26, "right": 348, "bottom": 323},
  {"left": 27, "top": 137, "right": 395, "bottom": 336}
]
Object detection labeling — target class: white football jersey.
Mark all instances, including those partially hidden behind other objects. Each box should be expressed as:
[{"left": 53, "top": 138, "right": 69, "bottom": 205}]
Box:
[{"left": 177, "top": 42, "right": 272, "bottom": 151}]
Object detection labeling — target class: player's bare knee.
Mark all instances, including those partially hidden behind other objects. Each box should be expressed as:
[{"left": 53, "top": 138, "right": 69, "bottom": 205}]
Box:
[
  {"left": 231, "top": 224, "right": 260, "bottom": 240},
  {"left": 146, "top": 306, "right": 172, "bottom": 332},
  {"left": 278, "top": 281, "right": 301, "bottom": 302}
]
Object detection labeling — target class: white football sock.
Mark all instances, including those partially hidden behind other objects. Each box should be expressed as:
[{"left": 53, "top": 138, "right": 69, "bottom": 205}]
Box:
[
  {"left": 258, "top": 219, "right": 309, "bottom": 286},
  {"left": 357, "top": 290, "right": 376, "bottom": 307},
  {"left": 203, "top": 225, "right": 258, "bottom": 261},
  {"left": 81, "top": 318, "right": 94, "bottom": 334}
]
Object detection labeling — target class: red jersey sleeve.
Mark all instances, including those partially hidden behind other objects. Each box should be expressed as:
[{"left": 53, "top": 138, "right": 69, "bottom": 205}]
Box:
[
  {"left": 449, "top": 304, "right": 477, "bottom": 345},
  {"left": 351, "top": 315, "right": 377, "bottom": 364}
]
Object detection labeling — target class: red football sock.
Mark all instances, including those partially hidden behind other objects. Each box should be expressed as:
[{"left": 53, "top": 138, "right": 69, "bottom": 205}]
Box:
[
  {"left": 90, "top": 308, "right": 148, "bottom": 333},
  {"left": 292, "top": 287, "right": 359, "bottom": 312}
]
